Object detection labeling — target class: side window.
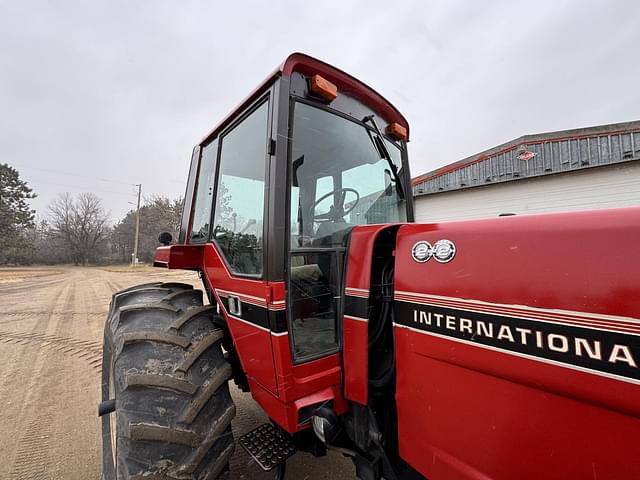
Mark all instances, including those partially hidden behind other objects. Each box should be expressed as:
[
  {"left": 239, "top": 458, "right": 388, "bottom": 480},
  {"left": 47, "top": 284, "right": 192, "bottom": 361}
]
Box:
[
  {"left": 212, "top": 101, "right": 269, "bottom": 276},
  {"left": 290, "top": 252, "right": 339, "bottom": 360},
  {"left": 179, "top": 146, "right": 200, "bottom": 243},
  {"left": 190, "top": 140, "right": 218, "bottom": 243}
]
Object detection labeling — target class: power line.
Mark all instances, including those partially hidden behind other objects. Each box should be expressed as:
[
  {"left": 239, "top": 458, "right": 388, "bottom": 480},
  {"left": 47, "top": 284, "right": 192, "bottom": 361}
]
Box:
[
  {"left": 23, "top": 178, "right": 137, "bottom": 197},
  {"left": 9, "top": 162, "right": 135, "bottom": 186},
  {"left": 10, "top": 162, "right": 188, "bottom": 188}
]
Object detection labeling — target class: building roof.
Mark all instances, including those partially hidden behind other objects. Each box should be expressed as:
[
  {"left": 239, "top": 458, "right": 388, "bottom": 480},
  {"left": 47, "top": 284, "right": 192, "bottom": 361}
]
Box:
[{"left": 412, "top": 120, "right": 640, "bottom": 197}]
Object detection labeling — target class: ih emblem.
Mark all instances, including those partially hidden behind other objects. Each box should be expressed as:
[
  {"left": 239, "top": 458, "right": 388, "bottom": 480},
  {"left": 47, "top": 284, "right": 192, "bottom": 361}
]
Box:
[{"left": 411, "top": 240, "right": 456, "bottom": 264}]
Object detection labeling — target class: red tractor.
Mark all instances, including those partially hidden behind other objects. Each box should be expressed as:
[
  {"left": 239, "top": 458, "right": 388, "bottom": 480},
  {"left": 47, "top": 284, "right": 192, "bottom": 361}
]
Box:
[{"left": 100, "top": 53, "right": 640, "bottom": 480}]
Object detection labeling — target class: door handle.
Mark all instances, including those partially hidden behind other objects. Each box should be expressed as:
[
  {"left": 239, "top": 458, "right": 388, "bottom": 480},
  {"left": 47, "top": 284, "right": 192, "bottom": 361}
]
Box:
[{"left": 228, "top": 295, "right": 242, "bottom": 317}]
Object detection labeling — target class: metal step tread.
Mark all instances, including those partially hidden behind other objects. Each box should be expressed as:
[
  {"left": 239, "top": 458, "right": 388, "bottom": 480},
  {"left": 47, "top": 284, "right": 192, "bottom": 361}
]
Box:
[{"left": 239, "top": 423, "right": 297, "bottom": 471}]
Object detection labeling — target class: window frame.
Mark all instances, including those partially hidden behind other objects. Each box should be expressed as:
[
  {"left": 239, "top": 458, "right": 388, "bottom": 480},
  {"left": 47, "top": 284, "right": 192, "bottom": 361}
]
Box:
[
  {"left": 285, "top": 98, "right": 402, "bottom": 363},
  {"left": 181, "top": 145, "right": 202, "bottom": 243},
  {"left": 286, "top": 98, "right": 408, "bottom": 253},
  {"left": 188, "top": 139, "right": 219, "bottom": 244},
  {"left": 207, "top": 93, "right": 272, "bottom": 280}
]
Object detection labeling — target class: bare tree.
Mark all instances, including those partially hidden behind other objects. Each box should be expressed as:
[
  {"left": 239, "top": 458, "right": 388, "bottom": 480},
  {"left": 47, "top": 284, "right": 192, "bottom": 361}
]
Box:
[
  {"left": 111, "top": 195, "right": 182, "bottom": 264},
  {"left": 48, "top": 192, "right": 110, "bottom": 265}
]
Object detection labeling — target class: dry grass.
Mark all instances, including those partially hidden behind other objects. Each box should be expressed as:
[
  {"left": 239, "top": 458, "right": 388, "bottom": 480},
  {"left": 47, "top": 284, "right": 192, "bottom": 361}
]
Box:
[
  {"left": 97, "top": 264, "right": 157, "bottom": 273},
  {"left": 0, "top": 267, "right": 64, "bottom": 283}
]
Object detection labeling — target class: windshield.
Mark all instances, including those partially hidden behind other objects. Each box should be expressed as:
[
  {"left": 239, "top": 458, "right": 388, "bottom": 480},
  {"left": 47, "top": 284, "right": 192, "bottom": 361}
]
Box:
[{"left": 290, "top": 102, "right": 407, "bottom": 249}]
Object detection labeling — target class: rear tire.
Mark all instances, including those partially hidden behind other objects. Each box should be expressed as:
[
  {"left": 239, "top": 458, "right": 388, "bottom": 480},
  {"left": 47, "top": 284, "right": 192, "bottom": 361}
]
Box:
[{"left": 101, "top": 282, "right": 236, "bottom": 480}]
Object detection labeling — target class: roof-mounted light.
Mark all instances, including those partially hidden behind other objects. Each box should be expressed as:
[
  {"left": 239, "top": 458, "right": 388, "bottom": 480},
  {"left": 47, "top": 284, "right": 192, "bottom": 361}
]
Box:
[
  {"left": 309, "top": 74, "right": 337, "bottom": 102},
  {"left": 385, "top": 122, "right": 407, "bottom": 141}
]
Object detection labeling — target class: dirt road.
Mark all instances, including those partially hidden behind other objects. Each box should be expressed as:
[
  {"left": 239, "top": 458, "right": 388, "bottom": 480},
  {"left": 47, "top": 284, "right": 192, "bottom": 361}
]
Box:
[{"left": 0, "top": 267, "right": 353, "bottom": 480}]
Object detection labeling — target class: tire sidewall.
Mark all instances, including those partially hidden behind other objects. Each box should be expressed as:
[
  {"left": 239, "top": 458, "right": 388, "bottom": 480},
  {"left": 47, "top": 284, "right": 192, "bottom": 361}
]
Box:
[{"left": 101, "top": 328, "right": 116, "bottom": 480}]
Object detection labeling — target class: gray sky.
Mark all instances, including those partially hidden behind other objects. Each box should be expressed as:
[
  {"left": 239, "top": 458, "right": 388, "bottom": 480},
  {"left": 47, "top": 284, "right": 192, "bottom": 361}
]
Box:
[{"left": 2, "top": 0, "right": 639, "bottom": 222}]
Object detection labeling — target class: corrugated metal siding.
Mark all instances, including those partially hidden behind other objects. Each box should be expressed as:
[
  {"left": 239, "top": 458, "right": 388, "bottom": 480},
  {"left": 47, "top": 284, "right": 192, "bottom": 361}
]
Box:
[
  {"left": 348, "top": 193, "right": 403, "bottom": 224},
  {"left": 413, "top": 126, "right": 640, "bottom": 196},
  {"left": 413, "top": 162, "right": 640, "bottom": 223}
]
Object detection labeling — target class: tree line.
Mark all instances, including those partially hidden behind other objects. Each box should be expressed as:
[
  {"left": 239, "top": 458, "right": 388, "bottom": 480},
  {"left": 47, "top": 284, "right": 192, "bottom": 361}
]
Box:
[{"left": 0, "top": 163, "right": 182, "bottom": 265}]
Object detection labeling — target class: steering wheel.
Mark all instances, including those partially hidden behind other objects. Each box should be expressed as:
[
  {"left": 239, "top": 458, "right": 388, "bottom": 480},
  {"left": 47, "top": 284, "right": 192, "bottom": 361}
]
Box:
[{"left": 310, "top": 187, "right": 360, "bottom": 222}]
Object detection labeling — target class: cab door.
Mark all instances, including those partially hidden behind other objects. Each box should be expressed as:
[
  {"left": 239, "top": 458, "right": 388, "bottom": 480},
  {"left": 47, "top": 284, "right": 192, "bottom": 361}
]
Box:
[{"left": 192, "top": 95, "right": 279, "bottom": 394}]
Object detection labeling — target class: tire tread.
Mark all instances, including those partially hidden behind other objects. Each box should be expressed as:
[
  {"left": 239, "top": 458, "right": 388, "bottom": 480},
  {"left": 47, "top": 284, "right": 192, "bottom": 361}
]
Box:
[{"left": 101, "top": 283, "right": 235, "bottom": 480}]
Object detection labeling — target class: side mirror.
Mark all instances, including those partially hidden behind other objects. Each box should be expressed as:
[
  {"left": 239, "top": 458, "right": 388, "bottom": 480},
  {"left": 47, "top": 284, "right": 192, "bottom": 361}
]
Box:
[{"left": 158, "top": 232, "right": 173, "bottom": 246}]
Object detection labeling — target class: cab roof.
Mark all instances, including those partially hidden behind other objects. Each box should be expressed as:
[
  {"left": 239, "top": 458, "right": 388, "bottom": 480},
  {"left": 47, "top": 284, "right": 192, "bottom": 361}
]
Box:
[{"left": 200, "top": 52, "right": 409, "bottom": 144}]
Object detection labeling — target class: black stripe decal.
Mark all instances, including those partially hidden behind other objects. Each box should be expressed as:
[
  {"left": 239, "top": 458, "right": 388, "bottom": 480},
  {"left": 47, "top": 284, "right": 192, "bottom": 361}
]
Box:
[
  {"left": 240, "top": 302, "right": 270, "bottom": 330},
  {"left": 345, "top": 295, "right": 369, "bottom": 319},
  {"left": 269, "top": 309, "right": 287, "bottom": 333},
  {"left": 395, "top": 300, "right": 639, "bottom": 383},
  {"left": 218, "top": 296, "right": 271, "bottom": 330}
]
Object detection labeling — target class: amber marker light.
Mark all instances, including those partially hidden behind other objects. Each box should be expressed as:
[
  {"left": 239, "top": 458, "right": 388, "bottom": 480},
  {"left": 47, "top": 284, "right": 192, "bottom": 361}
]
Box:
[
  {"left": 385, "top": 122, "right": 408, "bottom": 141},
  {"left": 309, "top": 74, "right": 338, "bottom": 102}
]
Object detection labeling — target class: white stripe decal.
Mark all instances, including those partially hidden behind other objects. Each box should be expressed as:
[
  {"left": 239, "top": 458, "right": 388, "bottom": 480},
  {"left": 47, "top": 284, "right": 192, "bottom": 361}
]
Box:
[
  {"left": 395, "top": 293, "right": 640, "bottom": 336},
  {"left": 395, "top": 291, "right": 640, "bottom": 325},
  {"left": 346, "top": 287, "right": 369, "bottom": 295},
  {"left": 395, "top": 293, "right": 640, "bottom": 327},
  {"left": 270, "top": 330, "right": 289, "bottom": 336},
  {"left": 216, "top": 288, "right": 267, "bottom": 303},
  {"left": 393, "top": 323, "right": 640, "bottom": 386},
  {"left": 214, "top": 288, "right": 289, "bottom": 310},
  {"left": 394, "top": 297, "right": 640, "bottom": 332},
  {"left": 395, "top": 296, "right": 640, "bottom": 336},
  {"left": 344, "top": 314, "right": 369, "bottom": 323},
  {"left": 216, "top": 293, "right": 286, "bottom": 333}
]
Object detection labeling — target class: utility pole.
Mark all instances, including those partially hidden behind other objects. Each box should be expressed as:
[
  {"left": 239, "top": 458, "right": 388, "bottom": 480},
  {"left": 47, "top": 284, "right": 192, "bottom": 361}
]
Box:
[{"left": 133, "top": 183, "right": 141, "bottom": 267}]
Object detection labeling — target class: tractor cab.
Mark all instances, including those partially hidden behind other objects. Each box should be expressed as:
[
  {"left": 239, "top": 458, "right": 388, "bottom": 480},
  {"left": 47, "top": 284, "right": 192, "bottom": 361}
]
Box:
[
  {"left": 149, "top": 52, "right": 413, "bottom": 477},
  {"left": 157, "top": 52, "right": 412, "bottom": 410}
]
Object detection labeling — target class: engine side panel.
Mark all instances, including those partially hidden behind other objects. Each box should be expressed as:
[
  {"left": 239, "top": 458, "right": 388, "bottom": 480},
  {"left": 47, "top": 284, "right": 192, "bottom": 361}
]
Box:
[{"left": 393, "top": 207, "right": 640, "bottom": 480}]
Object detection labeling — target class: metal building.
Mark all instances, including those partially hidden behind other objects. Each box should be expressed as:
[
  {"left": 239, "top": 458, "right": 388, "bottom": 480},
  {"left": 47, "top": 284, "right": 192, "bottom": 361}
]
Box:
[{"left": 412, "top": 120, "right": 640, "bottom": 222}]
